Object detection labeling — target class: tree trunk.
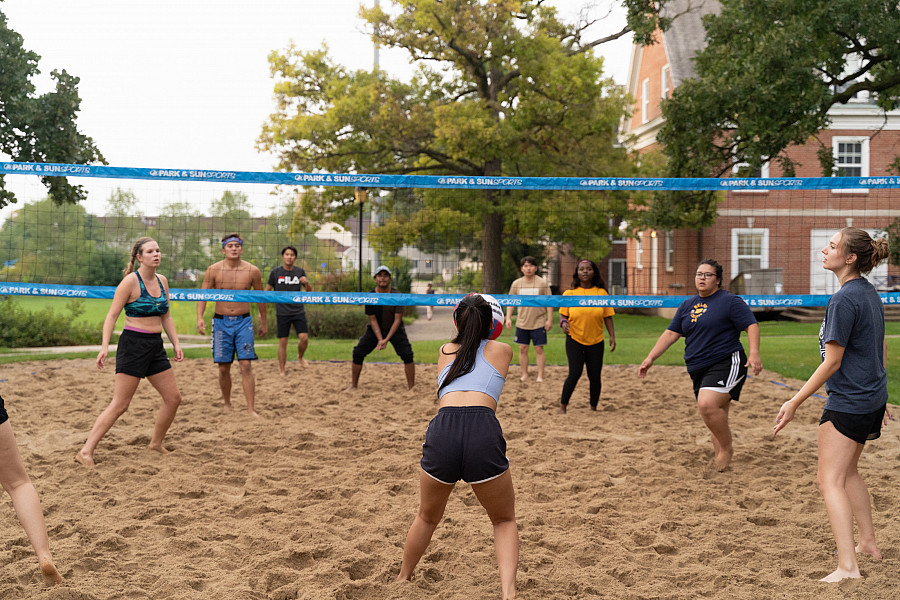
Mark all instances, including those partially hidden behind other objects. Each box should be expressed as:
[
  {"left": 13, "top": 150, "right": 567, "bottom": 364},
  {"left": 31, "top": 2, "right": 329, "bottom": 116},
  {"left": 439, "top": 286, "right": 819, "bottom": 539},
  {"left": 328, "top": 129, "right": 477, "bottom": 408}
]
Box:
[{"left": 480, "top": 190, "right": 503, "bottom": 293}]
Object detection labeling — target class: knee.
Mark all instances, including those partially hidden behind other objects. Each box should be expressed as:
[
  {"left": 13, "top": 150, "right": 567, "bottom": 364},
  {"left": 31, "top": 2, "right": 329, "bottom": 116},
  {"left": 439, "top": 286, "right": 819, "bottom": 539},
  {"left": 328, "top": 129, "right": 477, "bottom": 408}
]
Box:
[
  {"left": 696, "top": 397, "right": 718, "bottom": 417},
  {"left": 534, "top": 346, "right": 545, "bottom": 355},
  {"left": 417, "top": 508, "right": 444, "bottom": 528},
  {"left": 109, "top": 399, "right": 131, "bottom": 417},
  {"left": 816, "top": 470, "right": 844, "bottom": 493},
  {"left": 167, "top": 391, "right": 183, "bottom": 408},
  {"left": 299, "top": 333, "right": 308, "bottom": 343}
]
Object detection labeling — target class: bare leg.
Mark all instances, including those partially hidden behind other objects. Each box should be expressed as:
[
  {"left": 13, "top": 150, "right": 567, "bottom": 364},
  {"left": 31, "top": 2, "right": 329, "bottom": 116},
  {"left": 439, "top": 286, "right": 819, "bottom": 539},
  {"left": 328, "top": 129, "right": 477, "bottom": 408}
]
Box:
[
  {"left": 846, "top": 447, "right": 881, "bottom": 558},
  {"left": 397, "top": 470, "right": 454, "bottom": 582},
  {"left": 534, "top": 345, "right": 546, "bottom": 382},
  {"left": 237, "top": 360, "right": 259, "bottom": 417},
  {"left": 405, "top": 362, "right": 416, "bottom": 390},
  {"left": 696, "top": 390, "right": 732, "bottom": 471},
  {"left": 346, "top": 363, "right": 363, "bottom": 390},
  {"left": 76, "top": 373, "right": 141, "bottom": 466},
  {"left": 471, "top": 470, "right": 518, "bottom": 600},
  {"left": 145, "top": 368, "right": 182, "bottom": 453},
  {"left": 277, "top": 337, "right": 289, "bottom": 376},
  {"left": 518, "top": 345, "right": 529, "bottom": 381},
  {"left": 817, "top": 422, "right": 864, "bottom": 582},
  {"left": 217, "top": 363, "right": 233, "bottom": 413},
  {"left": 297, "top": 332, "right": 309, "bottom": 367},
  {"left": 0, "top": 422, "right": 63, "bottom": 585}
]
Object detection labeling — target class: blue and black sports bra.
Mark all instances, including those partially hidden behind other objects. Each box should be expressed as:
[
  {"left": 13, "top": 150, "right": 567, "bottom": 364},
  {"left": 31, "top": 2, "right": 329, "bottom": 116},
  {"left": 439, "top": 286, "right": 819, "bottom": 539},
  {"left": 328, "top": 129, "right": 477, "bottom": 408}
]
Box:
[
  {"left": 438, "top": 339, "right": 506, "bottom": 403},
  {"left": 124, "top": 272, "right": 169, "bottom": 318}
]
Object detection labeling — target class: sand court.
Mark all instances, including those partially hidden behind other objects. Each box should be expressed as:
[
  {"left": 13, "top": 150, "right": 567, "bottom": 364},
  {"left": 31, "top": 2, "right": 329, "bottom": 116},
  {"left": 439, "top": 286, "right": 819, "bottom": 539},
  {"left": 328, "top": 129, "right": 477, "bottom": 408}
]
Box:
[{"left": 0, "top": 358, "right": 897, "bottom": 599}]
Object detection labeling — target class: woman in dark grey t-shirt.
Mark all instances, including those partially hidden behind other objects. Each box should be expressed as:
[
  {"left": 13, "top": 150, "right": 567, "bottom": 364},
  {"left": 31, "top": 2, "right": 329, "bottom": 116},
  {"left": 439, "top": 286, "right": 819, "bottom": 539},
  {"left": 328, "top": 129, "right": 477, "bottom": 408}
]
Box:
[{"left": 773, "top": 227, "right": 893, "bottom": 583}]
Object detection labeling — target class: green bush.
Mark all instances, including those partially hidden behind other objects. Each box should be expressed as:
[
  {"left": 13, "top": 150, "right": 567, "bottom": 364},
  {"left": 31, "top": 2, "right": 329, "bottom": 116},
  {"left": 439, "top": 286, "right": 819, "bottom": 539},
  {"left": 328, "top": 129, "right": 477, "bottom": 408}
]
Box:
[
  {"left": 0, "top": 297, "right": 101, "bottom": 347},
  {"left": 306, "top": 305, "right": 369, "bottom": 338}
]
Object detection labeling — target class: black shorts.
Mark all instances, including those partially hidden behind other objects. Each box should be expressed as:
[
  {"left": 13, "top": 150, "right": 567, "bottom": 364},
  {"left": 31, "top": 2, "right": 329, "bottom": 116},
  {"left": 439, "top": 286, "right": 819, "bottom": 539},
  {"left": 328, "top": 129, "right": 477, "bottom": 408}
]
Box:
[
  {"left": 276, "top": 313, "right": 308, "bottom": 338},
  {"left": 0, "top": 394, "right": 8, "bottom": 425},
  {"left": 351, "top": 326, "right": 414, "bottom": 365},
  {"left": 115, "top": 329, "right": 171, "bottom": 378},
  {"left": 689, "top": 349, "right": 747, "bottom": 401},
  {"left": 820, "top": 405, "right": 886, "bottom": 445},
  {"left": 420, "top": 406, "right": 509, "bottom": 484}
]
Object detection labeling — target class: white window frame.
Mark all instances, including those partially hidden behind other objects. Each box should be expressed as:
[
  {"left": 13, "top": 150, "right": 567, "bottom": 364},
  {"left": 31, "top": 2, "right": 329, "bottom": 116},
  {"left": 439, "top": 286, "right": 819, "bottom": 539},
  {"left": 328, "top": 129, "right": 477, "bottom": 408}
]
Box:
[
  {"left": 641, "top": 78, "right": 650, "bottom": 123},
  {"left": 661, "top": 65, "right": 670, "bottom": 99},
  {"left": 730, "top": 228, "right": 769, "bottom": 277},
  {"left": 832, "top": 136, "right": 869, "bottom": 193},
  {"left": 731, "top": 160, "right": 770, "bottom": 193},
  {"left": 664, "top": 231, "right": 674, "bottom": 271},
  {"left": 635, "top": 233, "right": 643, "bottom": 269}
]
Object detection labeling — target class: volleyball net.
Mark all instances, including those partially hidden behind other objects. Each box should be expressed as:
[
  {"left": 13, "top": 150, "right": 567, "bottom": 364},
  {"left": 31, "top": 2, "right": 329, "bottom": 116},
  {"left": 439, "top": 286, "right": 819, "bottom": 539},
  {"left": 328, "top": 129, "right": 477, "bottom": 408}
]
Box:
[{"left": 2, "top": 161, "right": 900, "bottom": 309}]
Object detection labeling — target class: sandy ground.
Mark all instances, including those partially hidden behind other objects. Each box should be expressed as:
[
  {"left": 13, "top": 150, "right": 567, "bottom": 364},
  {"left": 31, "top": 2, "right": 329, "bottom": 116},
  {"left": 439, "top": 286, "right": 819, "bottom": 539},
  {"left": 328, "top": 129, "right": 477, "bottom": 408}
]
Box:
[{"left": 0, "top": 357, "right": 897, "bottom": 600}]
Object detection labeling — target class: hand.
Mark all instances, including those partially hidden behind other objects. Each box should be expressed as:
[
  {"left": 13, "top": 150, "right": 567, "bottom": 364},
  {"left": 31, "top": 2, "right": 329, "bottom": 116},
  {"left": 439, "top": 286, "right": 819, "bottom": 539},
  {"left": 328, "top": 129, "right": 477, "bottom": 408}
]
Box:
[
  {"left": 376, "top": 339, "right": 388, "bottom": 350},
  {"left": 544, "top": 320, "right": 552, "bottom": 332},
  {"left": 196, "top": 317, "right": 206, "bottom": 335},
  {"left": 638, "top": 357, "right": 652, "bottom": 378},
  {"left": 746, "top": 353, "right": 763, "bottom": 376},
  {"left": 561, "top": 321, "right": 570, "bottom": 335},
  {"left": 173, "top": 347, "right": 184, "bottom": 362},
  {"left": 504, "top": 318, "right": 512, "bottom": 329},
  {"left": 773, "top": 399, "right": 799, "bottom": 438},
  {"left": 96, "top": 349, "right": 108, "bottom": 370},
  {"left": 884, "top": 406, "right": 895, "bottom": 426},
  {"left": 608, "top": 338, "right": 616, "bottom": 352},
  {"left": 258, "top": 322, "right": 268, "bottom": 338}
]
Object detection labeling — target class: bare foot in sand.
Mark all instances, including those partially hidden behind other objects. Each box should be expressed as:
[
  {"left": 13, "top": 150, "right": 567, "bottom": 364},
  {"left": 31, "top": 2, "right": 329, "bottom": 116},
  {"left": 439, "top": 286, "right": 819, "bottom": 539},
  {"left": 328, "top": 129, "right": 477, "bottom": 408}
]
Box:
[
  {"left": 856, "top": 541, "right": 882, "bottom": 559},
  {"left": 299, "top": 358, "right": 309, "bottom": 368},
  {"left": 520, "top": 374, "right": 528, "bottom": 382},
  {"left": 248, "top": 410, "right": 262, "bottom": 418},
  {"left": 558, "top": 404, "right": 567, "bottom": 414},
  {"left": 820, "top": 567, "right": 861, "bottom": 583},
  {"left": 222, "top": 402, "right": 233, "bottom": 414},
  {"left": 279, "top": 368, "right": 287, "bottom": 377},
  {"left": 74, "top": 451, "right": 95, "bottom": 468},
  {"left": 536, "top": 376, "right": 543, "bottom": 382},
  {"left": 713, "top": 449, "right": 733, "bottom": 472},
  {"left": 40, "top": 558, "right": 63, "bottom": 585},
  {"left": 147, "top": 443, "right": 170, "bottom": 455}
]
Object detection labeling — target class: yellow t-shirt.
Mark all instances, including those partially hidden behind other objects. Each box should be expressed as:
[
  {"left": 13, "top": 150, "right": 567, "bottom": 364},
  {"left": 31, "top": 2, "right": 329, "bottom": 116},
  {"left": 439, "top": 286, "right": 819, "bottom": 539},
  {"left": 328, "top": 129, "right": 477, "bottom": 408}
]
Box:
[{"left": 559, "top": 287, "right": 615, "bottom": 346}]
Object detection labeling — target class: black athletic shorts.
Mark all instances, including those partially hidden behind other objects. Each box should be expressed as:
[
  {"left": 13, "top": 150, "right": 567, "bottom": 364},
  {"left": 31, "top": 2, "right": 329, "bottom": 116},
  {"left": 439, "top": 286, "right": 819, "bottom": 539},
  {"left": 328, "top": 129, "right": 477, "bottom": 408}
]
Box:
[
  {"left": 115, "top": 329, "right": 171, "bottom": 378},
  {"left": 689, "top": 349, "right": 747, "bottom": 401},
  {"left": 276, "top": 313, "right": 309, "bottom": 338},
  {"left": 0, "top": 394, "right": 8, "bottom": 425},
  {"left": 420, "top": 406, "right": 509, "bottom": 484},
  {"left": 820, "top": 405, "right": 886, "bottom": 445},
  {"left": 351, "top": 326, "right": 414, "bottom": 365}
]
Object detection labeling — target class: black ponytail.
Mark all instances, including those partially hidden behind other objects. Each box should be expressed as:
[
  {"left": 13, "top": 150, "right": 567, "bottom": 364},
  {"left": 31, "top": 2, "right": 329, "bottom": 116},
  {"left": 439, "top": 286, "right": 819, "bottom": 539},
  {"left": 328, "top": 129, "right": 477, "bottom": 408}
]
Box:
[{"left": 439, "top": 294, "right": 492, "bottom": 394}]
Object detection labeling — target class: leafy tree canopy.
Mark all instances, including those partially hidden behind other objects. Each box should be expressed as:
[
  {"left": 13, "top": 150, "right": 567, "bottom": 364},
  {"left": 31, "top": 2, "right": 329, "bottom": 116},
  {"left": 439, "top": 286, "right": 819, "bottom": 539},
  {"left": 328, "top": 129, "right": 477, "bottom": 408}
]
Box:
[
  {"left": 258, "top": 0, "right": 660, "bottom": 291},
  {"left": 658, "top": 0, "right": 900, "bottom": 179},
  {"left": 0, "top": 7, "right": 104, "bottom": 208}
]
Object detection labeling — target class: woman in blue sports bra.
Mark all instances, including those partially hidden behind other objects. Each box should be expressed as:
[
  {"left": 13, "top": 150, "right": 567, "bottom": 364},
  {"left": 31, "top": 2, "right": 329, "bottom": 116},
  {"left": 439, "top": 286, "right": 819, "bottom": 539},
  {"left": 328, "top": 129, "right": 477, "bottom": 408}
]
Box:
[
  {"left": 76, "top": 237, "right": 183, "bottom": 467},
  {"left": 396, "top": 294, "right": 518, "bottom": 600}
]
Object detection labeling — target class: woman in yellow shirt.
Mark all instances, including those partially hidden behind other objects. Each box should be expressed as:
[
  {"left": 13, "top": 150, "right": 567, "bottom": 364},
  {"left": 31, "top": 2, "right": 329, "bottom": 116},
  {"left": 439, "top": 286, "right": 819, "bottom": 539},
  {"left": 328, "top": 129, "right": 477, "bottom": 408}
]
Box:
[{"left": 558, "top": 259, "right": 615, "bottom": 413}]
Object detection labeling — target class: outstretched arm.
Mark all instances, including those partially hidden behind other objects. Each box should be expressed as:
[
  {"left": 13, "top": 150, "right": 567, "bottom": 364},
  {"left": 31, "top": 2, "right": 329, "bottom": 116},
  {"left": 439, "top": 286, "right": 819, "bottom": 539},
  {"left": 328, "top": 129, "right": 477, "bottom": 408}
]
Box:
[
  {"left": 638, "top": 329, "right": 681, "bottom": 378},
  {"left": 773, "top": 341, "right": 845, "bottom": 437}
]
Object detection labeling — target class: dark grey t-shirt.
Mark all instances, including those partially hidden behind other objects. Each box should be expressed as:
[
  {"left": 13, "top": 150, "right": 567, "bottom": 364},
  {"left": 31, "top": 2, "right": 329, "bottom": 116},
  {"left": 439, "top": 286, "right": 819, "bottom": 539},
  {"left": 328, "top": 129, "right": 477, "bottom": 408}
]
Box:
[
  {"left": 267, "top": 266, "right": 307, "bottom": 318},
  {"left": 819, "top": 277, "right": 887, "bottom": 413}
]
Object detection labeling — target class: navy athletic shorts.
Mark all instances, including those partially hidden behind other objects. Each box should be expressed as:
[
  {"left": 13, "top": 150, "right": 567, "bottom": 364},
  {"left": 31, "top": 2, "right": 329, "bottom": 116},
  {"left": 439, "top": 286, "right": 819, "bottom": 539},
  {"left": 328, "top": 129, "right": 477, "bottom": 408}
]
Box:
[
  {"left": 689, "top": 349, "right": 747, "bottom": 401},
  {"left": 420, "top": 406, "right": 509, "bottom": 484}
]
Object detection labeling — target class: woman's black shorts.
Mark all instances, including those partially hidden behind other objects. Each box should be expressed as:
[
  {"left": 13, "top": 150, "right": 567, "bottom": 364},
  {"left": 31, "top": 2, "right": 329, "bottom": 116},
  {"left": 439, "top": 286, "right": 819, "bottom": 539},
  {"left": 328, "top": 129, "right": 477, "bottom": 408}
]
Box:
[
  {"left": 115, "top": 329, "right": 171, "bottom": 378},
  {"left": 820, "top": 405, "right": 886, "bottom": 445},
  {"left": 420, "top": 406, "right": 509, "bottom": 485}
]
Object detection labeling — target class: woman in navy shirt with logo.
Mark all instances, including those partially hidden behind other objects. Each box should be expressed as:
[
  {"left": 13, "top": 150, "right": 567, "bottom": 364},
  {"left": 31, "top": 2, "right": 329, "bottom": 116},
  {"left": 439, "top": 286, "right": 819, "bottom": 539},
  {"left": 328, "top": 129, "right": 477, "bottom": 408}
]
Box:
[
  {"left": 639, "top": 259, "right": 762, "bottom": 471},
  {"left": 773, "top": 228, "right": 892, "bottom": 583}
]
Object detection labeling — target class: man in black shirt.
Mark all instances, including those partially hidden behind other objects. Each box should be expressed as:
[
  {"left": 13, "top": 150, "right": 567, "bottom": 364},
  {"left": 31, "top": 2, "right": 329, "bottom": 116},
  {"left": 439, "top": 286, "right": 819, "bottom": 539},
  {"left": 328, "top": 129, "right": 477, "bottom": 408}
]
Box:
[
  {"left": 347, "top": 265, "right": 415, "bottom": 389},
  {"left": 266, "top": 246, "right": 312, "bottom": 375}
]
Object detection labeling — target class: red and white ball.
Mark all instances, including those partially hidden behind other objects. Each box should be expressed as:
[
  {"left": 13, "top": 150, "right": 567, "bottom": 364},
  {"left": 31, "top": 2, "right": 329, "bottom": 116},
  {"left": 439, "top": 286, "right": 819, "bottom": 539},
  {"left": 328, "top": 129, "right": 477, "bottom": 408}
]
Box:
[{"left": 480, "top": 294, "right": 504, "bottom": 340}]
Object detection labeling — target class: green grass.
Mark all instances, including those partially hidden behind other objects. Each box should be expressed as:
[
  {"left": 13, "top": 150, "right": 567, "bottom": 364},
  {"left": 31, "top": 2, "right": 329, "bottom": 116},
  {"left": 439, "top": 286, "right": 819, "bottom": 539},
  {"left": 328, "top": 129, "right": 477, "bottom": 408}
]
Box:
[{"left": 3, "top": 303, "right": 898, "bottom": 403}]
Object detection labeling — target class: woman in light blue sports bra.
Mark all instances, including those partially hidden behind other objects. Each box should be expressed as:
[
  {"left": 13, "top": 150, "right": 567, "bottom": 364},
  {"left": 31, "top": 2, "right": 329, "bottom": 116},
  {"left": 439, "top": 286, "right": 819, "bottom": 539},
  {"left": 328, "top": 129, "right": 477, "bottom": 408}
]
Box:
[
  {"left": 396, "top": 294, "right": 518, "bottom": 600},
  {"left": 76, "top": 237, "right": 183, "bottom": 467}
]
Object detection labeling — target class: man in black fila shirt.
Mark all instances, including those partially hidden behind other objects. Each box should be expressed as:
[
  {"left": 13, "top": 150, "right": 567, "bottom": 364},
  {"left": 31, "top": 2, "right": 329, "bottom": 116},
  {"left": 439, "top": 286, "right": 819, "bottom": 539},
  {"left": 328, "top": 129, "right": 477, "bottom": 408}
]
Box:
[{"left": 266, "top": 246, "right": 312, "bottom": 375}]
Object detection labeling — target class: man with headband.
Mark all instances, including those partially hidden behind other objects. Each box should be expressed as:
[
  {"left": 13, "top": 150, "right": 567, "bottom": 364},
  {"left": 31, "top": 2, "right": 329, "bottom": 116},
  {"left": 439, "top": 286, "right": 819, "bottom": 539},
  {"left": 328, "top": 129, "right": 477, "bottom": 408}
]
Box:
[{"left": 197, "top": 233, "right": 268, "bottom": 416}]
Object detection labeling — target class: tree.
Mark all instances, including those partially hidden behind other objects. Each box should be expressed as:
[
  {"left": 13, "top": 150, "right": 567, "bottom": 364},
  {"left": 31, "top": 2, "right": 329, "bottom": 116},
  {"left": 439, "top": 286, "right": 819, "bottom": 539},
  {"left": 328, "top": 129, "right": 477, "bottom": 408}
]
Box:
[
  {"left": 659, "top": 0, "right": 900, "bottom": 180},
  {"left": 259, "top": 0, "right": 649, "bottom": 292},
  {"left": 0, "top": 9, "right": 104, "bottom": 208}
]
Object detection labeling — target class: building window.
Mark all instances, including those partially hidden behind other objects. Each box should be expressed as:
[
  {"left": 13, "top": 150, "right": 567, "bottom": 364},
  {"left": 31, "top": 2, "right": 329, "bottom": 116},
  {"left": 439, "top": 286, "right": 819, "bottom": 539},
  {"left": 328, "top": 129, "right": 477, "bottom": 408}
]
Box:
[
  {"left": 832, "top": 136, "right": 869, "bottom": 193},
  {"left": 731, "top": 228, "right": 769, "bottom": 276},
  {"left": 635, "top": 233, "right": 643, "bottom": 269},
  {"left": 661, "top": 65, "right": 670, "bottom": 99},
  {"left": 665, "top": 231, "right": 674, "bottom": 271},
  {"left": 641, "top": 78, "right": 650, "bottom": 123},
  {"left": 732, "top": 160, "right": 770, "bottom": 193}
]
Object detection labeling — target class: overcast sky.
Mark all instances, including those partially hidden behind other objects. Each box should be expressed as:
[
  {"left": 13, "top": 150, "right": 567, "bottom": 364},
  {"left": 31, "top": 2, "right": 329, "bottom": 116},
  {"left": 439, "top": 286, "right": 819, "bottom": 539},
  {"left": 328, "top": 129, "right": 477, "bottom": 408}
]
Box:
[{"left": 0, "top": 0, "right": 631, "bottom": 219}]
